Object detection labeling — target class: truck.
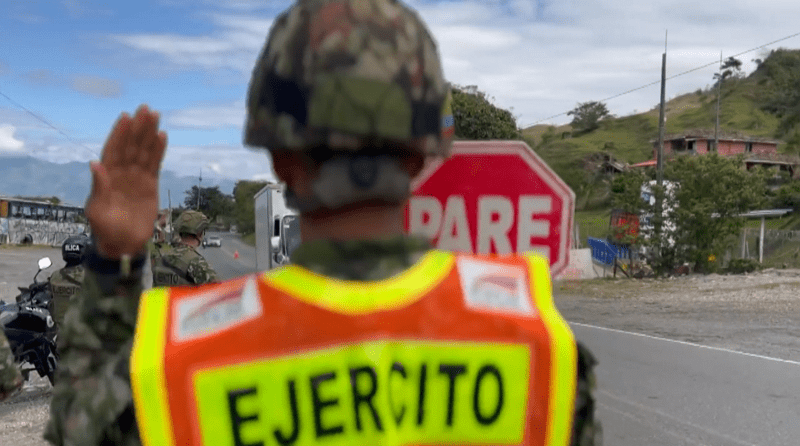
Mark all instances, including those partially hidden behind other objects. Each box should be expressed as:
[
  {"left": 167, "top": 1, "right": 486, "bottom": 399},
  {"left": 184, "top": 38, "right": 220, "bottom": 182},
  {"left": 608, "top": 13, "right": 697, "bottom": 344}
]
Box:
[{"left": 253, "top": 183, "right": 301, "bottom": 270}]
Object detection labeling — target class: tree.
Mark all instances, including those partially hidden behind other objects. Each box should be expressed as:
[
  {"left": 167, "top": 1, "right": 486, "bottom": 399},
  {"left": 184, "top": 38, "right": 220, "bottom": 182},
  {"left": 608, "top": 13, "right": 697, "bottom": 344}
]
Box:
[
  {"left": 183, "top": 186, "right": 234, "bottom": 221},
  {"left": 713, "top": 57, "right": 744, "bottom": 85},
  {"left": 611, "top": 155, "right": 768, "bottom": 275},
  {"left": 451, "top": 85, "right": 520, "bottom": 140},
  {"left": 233, "top": 180, "right": 268, "bottom": 235},
  {"left": 567, "top": 101, "right": 611, "bottom": 133},
  {"left": 758, "top": 49, "right": 800, "bottom": 143},
  {"left": 665, "top": 154, "right": 767, "bottom": 272}
]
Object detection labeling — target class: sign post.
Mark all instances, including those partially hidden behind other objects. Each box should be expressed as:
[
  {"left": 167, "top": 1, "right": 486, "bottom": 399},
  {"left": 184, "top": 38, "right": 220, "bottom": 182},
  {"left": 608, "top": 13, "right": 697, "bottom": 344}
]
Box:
[{"left": 405, "top": 141, "right": 576, "bottom": 277}]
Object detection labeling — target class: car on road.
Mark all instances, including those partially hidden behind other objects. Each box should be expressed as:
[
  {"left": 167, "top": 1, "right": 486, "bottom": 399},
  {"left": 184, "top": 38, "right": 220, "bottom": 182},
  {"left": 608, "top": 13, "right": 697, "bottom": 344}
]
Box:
[{"left": 203, "top": 235, "right": 222, "bottom": 247}]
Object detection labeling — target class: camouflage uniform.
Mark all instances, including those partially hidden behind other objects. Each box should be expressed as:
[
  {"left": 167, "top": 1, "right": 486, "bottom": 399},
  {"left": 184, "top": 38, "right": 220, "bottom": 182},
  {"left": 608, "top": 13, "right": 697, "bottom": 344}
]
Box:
[
  {"left": 150, "top": 210, "right": 217, "bottom": 287},
  {"left": 0, "top": 333, "right": 23, "bottom": 401},
  {"left": 44, "top": 237, "right": 600, "bottom": 446},
  {"left": 151, "top": 242, "right": 217, "bottom": 286},
  {"left": 49, "top": 264, "right": 85, "bottom": 328}
]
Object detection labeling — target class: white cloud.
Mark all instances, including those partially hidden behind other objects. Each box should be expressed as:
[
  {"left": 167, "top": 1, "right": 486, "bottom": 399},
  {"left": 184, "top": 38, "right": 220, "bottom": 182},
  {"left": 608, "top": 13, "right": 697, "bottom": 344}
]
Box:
[
  {"left": 110, "top": 14, "right": 273, "bottom": 75},
  {"left": 105, "top": 0, "right": 800, "bottom": 129},
  {"left": 206, "top": 162, "right": 222, "bottom": 174},
  {"left": 251, "top": 172, "right": 276, "bottom": 181},
  {"left": 0, "top": 125, "right": 25, "bottom": 153},
  {"left": 70, "top": 75, "right": 123, "bottom": 98},
  {"left": 166, "top": 101, "right": 245, "bottom": 130},
  {"left": 161, "top": 143, "right": 274, "bottom": 181}
]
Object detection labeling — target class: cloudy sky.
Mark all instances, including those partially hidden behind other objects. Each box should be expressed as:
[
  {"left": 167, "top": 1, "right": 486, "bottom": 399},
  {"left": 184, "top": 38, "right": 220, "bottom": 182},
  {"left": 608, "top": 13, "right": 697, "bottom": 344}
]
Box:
[{"left": 1, "top": 0, "right": 798, "bottom": 183}]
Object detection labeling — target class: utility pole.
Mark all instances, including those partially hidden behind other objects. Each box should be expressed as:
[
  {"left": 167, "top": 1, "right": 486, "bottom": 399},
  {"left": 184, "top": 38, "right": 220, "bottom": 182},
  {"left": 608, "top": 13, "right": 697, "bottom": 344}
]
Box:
[
  {"left": 654, "top": 31, "right": 668, "bottom": 272},
  {"left": 714, "top": 51, "right": 723, "bottom": 153},
  {"left": 196, "top": 169, "right": 202, "bottom": 210},
  {"left": 167, "top": 189, "right": 172, "bottom": 241}
]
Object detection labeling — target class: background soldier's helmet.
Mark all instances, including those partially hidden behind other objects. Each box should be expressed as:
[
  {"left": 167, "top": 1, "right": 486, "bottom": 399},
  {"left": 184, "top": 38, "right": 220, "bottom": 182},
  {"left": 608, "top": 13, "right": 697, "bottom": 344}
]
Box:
[
  {"left": 244, "top": 0, "right": 453, "bottom": 157},
  {"left": 175, "top": 210, "right": 209, "bottom": 237},
  {"left": 61, "top": 234, "right": 90, "bottom": 264},
  {"left": 243, "top": 0, "right": 453, "bottom": 211}
]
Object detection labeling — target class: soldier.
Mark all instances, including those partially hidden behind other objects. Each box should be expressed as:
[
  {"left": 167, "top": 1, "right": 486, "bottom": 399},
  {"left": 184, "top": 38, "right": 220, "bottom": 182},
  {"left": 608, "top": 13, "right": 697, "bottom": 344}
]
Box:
[
  {"left": 48, "top": 234, "right": 88, "bottom": 328},
  {"left": 143, "top": 211, "right": 172, "bottom": 289},
  {"left": 45, "top": 1, "right": 599, "bottom": 445},
  {"left": 0, "top": 336, "right": 22, "bottom": 401},
  {"left": 150, "top": 210, "right": 217, "bottom": 286}
]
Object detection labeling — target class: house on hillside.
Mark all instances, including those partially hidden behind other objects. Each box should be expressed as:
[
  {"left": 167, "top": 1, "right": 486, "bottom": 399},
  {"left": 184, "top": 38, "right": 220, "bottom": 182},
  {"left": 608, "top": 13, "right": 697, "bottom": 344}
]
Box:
[
  {"left": 653, "top": 131, "right": 778, "bottom": 157},
  {"left": 631, "top": 130, "right": 799, "bottom": 179}
]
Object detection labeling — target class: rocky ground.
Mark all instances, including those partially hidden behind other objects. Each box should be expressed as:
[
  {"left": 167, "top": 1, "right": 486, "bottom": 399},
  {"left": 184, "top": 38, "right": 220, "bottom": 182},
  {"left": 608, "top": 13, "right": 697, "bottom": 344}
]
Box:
[
  {"left": 555, "top": 268, "right": 800, "bottom": 362},
  {"left": 0, "top": 245, "right": 798, "bottom": 445}
]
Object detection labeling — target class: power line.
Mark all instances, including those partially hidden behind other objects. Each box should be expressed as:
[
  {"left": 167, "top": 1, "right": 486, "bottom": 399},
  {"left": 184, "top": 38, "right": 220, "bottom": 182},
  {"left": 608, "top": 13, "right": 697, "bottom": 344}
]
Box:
[
  {"left": 523, "top": 30, "right": 800, "bottom": 128},
  {"left": 0, "top": 89, "right": 99, "bottom": 157}
]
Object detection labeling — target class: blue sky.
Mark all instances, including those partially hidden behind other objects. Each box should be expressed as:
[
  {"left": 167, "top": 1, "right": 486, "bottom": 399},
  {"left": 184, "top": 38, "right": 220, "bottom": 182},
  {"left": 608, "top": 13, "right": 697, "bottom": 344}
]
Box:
[{"left": 1, "top": 0, "right": 799, "bottom": 184}]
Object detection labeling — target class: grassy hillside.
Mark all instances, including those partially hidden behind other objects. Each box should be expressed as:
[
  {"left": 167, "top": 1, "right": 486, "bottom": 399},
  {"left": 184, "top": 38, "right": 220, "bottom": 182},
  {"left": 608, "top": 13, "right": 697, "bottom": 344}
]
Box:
[{"left": 524, "top": 50, "right": 800, "bottom": 207}]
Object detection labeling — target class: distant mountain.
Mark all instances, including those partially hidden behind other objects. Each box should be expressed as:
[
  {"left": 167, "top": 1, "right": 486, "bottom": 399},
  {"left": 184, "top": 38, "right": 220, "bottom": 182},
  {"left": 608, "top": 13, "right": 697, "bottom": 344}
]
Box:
[{"left": 0, "top": 156, "right": 237, "bottom": 209}]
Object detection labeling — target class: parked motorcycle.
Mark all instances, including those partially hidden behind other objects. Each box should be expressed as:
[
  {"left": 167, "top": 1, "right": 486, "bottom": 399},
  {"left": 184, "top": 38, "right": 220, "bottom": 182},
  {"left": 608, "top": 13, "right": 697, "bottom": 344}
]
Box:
[{"left": 0, "top": 257, "right": 58, "bottom": 385}]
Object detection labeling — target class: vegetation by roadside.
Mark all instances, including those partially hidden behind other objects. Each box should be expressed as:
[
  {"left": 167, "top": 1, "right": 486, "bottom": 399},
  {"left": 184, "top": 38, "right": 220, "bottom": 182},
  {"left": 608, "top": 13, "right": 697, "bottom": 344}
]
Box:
[{"left": 240, "top": 233, "right": 255, "bottom": 247}]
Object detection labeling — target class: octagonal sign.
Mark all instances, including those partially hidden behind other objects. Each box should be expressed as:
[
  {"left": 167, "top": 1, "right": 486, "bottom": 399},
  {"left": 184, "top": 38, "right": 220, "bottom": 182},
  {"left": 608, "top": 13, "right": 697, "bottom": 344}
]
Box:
[{"left": 404, "top": 141, "right": 575, "bottom": 276}]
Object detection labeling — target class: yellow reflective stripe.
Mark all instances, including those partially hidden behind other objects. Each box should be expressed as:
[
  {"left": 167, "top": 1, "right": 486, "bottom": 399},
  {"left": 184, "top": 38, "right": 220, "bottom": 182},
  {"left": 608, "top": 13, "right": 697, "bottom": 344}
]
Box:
[
  {"left": 524, "top": 253, "right": 578, "bottom": 446},
  {"left": 193, "top": 340, "right": 530, "bottom": 446},
  {"left": 263, "top": 251, "right": 455, "bottom": 315},
  {"left": 131, "top": 287, "right": 176, "bottom": 446}
]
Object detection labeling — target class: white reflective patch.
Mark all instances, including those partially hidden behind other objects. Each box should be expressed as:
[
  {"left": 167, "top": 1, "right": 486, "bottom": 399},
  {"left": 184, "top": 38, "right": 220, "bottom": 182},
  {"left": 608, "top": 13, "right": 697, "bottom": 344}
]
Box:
[
  {"left": 457, "top": 257, "right": 535, "bottom": 317},
  {"left": 174, "top": 277, "right": 262, "bottom": 342}
]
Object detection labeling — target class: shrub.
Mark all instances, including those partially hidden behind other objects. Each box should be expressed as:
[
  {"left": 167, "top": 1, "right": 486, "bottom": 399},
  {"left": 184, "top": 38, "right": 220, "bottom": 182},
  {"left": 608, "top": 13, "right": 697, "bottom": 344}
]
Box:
[{"left": 725, "top": 258, "right": 761, "bottom": 274}]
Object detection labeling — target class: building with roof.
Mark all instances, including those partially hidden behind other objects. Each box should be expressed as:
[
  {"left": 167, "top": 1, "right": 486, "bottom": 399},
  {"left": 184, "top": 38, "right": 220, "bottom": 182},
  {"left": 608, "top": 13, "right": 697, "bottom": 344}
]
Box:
[{"left": 631, "top": 130, "right": 799, "bottom": 179}]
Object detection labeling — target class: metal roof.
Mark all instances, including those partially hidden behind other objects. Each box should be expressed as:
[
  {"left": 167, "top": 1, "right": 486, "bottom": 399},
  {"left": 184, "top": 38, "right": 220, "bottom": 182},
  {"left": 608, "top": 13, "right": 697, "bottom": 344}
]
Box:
[{"left": 739, "top": 209, "right": 793, "bottom": 218}]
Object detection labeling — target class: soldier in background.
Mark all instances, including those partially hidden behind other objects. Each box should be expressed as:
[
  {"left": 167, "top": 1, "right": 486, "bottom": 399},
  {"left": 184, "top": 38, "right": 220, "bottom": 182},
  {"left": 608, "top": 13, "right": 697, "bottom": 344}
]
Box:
[
  {"left": 49, "top": 234, "right": 89, "bottom": 328},
  {"left": 150, "top": 210, "right": 217, "bottom": 286},
  {"left": 143, "top": 210, "right": 172, "bottom": 289},
  {"left": 0, "top": 336, "right": 22, "bottom": 400}
]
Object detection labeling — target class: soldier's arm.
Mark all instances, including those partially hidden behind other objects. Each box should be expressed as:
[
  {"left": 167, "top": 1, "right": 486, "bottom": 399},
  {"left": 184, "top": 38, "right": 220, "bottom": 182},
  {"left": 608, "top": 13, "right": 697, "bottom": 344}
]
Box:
[
  {"left": 0, "top": 332, "right": 23, "bottom": 401},
  {"left": 44, "top": 250, "right": 146, "bottom": 446},
  {"left": 188, "top": 255, "right": 218, "bottom": 284}
]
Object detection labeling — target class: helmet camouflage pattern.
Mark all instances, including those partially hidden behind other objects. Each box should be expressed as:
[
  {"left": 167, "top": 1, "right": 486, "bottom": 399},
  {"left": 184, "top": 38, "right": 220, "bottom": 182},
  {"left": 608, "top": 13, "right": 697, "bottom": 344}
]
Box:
[
  {"left": 175, "top": 210, "right": 209, "bottom": 237},
  {"left": 244, "top": 0, "right": 454, "bottom": 156}
]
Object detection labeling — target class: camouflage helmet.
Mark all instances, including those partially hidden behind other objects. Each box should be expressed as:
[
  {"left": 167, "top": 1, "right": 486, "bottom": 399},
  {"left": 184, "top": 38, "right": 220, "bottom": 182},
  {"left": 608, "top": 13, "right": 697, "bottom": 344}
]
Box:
[
  {"left": 175, "top": 210, "right": 209, "bottom": 237},
  {"left": 244, "top": 0, "right": 454, "bottom": 157}
]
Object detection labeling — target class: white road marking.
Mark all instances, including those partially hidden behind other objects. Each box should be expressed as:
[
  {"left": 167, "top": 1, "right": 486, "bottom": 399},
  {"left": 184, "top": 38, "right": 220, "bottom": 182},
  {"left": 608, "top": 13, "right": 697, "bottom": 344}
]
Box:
[{"left": 570, "top": 322, "right": 800, "bottom": 366}]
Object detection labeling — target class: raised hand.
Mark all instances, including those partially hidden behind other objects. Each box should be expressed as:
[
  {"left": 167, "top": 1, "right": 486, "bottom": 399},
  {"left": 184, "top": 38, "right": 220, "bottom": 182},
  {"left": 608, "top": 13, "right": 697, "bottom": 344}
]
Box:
[{"left": 85, "top": 105, "right": 167, "bottom": 260}]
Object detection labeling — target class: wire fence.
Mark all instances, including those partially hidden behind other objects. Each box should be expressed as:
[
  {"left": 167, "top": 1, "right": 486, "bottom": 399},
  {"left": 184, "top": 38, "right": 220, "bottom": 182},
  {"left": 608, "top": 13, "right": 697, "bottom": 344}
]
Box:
[{"left": 733, "top": 227, "right": 800, "bottom": 268}]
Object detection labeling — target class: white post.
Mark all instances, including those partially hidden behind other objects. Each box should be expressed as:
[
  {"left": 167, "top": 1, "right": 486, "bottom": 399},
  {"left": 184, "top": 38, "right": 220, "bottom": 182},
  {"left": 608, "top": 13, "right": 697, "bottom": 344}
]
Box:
[
  {"left": 741, "top": 227, "right": 746, "bottom": 258},
  {"left": 759, "top": 217, "right": 765, "bottom": 264}
]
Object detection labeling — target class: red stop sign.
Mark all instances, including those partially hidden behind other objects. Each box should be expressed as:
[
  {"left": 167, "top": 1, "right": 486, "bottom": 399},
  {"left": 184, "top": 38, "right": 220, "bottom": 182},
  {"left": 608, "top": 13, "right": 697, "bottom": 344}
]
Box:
[{"left": 404, "top": 141, "right": 575, "bottom": 276}]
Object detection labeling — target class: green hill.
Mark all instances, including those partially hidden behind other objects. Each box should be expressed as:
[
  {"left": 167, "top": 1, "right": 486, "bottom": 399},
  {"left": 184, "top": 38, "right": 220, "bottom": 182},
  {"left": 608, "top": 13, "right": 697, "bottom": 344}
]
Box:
[{"left": 524, "top": 48, "right": 800, "bottom": 210}]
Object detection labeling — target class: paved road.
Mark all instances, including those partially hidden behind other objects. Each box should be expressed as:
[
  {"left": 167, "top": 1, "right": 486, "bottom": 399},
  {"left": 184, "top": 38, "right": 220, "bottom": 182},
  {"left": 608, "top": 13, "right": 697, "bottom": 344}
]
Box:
[
  {"left": 200, "top": 232, "right": 258, "bottom": 280},
  {"left": 573, "top": 323, "right": 800, "bottom": 446}
]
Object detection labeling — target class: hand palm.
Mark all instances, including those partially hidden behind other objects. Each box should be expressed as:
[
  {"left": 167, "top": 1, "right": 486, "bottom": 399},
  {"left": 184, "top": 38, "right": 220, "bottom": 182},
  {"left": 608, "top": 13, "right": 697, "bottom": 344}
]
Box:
[{"left": 86, "top": 106, "right": 167, "bottom": 259}]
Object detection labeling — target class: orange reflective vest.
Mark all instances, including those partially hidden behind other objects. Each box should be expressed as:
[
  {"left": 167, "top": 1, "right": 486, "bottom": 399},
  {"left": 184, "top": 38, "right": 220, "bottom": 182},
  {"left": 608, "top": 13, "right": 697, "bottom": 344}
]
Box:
[{"left": 131, "top": 251, "right": 577, "bottom": 446}]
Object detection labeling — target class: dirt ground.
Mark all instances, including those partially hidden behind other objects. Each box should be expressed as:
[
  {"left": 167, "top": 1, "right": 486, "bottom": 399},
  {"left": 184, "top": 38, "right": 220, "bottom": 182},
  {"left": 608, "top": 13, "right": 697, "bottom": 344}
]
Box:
[{"left": 1, "top": 246, "right": 799, "bottom": 445}]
